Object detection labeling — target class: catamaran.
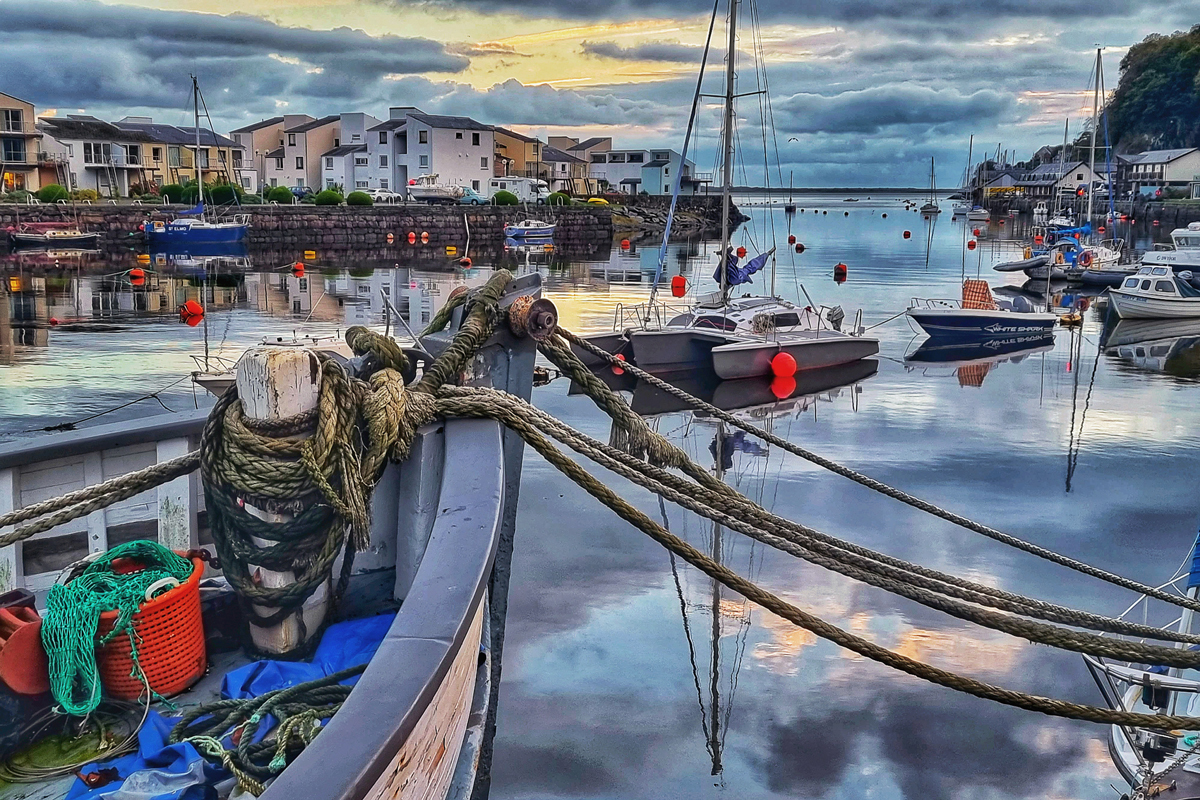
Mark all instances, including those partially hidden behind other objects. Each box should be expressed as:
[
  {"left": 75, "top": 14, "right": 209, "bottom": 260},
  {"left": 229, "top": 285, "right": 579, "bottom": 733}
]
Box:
[{"left": 144, "top": 77, "right": 249, "bottom": 245}]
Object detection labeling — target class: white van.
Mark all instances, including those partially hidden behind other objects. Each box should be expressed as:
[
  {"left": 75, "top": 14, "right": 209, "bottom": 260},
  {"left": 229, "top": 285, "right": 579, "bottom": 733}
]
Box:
[{"left": 488, "top": 177, "right": 551, "bottom": 204}]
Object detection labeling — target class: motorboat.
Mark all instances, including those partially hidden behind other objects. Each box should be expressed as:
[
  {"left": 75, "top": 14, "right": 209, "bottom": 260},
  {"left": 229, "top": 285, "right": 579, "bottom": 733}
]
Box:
[
  {"left": 1032, "top": 201, "right": 1049, "bottom": 219},
  {"left": 5, "top": 221, "right": 101, "bottom": 247},
  {"left": 503, "top": 219, "right": 556, "bottom": 238},
  {"left": 1047, "top": 211, "right": 1074, "bottom": 227},
  {"left": 408, "top": 173, "right": 465, "bottom": 204},
  {"left": 993, "top": 253, "right": 1051, "bottom": 274},
  {"left": 906, "top": 279, "right": 1059, "bottom": 339},
  {"left": 709, "top": 327, "right": 880, "bottom": 380},
  {"left": 1108, "top": 266, "right": 1200, "bottom": 319},
  {"left": 1141, "top": 221, "right": 1200, "bottom": 272},
  {"left": 966, "top": 206, "right": 991, "bottom": 222}
]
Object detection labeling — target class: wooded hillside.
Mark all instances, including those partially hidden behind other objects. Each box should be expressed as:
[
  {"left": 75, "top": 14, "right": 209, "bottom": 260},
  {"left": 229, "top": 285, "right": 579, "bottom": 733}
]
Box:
[{"left": 1107, "top": 26, "right": 1200, "bottom": 151}]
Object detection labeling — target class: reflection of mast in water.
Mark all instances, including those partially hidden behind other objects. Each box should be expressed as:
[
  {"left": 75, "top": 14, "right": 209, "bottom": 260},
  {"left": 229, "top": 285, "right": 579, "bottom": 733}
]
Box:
[
  {"left": 1064, "top": 324, "right": 1101, "bottom": 492},
  {"left": 924, "top": 212, "right": 938, "bottom": 270}
]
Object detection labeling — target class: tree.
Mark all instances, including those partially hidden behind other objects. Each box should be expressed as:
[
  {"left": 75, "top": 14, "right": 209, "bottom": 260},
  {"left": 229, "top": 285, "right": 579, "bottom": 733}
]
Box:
[{"left": 1106, "top": 26, "right": 1200, "bottom": 150}]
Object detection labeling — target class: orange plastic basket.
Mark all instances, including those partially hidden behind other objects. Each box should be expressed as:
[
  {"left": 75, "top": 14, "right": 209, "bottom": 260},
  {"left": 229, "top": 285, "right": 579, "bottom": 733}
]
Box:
[{"left": 96, "top": 556, "right": 207, "bottom": 700}]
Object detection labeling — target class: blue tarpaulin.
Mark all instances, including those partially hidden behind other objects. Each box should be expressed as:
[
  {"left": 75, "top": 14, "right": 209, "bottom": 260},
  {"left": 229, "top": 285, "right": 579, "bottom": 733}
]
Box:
[
  {"left": 177, "top": 202, "right": 205, "bottom": 217},
  {"left": 713, "top": 248, "right": 773, "bottom": 287},
  {"left": 68, "top": 612, "right": 396, "bottom": 800}
]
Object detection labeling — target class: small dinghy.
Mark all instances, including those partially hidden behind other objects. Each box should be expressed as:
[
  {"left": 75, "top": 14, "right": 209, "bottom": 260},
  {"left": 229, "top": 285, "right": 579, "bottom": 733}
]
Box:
[
  {"left": 907, "top": 279, "right": 1059, "bottom": 339},
  {"left": 993, "top": 253, "right": 1050, "bottom": 272},
  {"left": 503, "top": 219, "right": 556, "bottom": 238}
]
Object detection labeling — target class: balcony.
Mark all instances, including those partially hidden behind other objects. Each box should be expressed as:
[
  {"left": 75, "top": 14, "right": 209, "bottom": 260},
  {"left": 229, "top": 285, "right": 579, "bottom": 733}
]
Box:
[
  {"left": 1, "top": 149, "right": 36, "bottom": 166},
  {"left": 84, "top": 152, "right": 140, "bottom": 168},
  {"left": 0, "top": 120, "right": 39, "bottom": 135}
]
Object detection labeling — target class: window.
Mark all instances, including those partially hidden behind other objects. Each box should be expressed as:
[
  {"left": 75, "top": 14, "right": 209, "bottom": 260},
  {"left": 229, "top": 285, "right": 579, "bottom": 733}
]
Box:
[
  {"left": 472, "top": 180, "right": 480, "bottom": 190},
  {"left": 218, "top": 150, "right": 227, "bottom": 163},
  {"left": 652, "top": 151, "right": 670, "bottom": 160},
  {"left": 2, "top": 139, "right": 25, "bottom": 162},
  {"left": 380, "top": 178, "right": 388, "bottom": 189},
  {"left": 664, "top": 167, "right": 669, "bottom": 177},
  {"left": 355, "top": 156, "right": 368, "bottom": 166},
  {"left": 2, "top": 109, "right": 23, "bottom": 132},
  {"left": 379, "top": 131, "right": 388, "bottom": 144},
  {"left": 326, "top": 178, "right": 336, "bottom": 189},
  {"left": 418, "top": 130, "right": 428, "bottom": 144},
  {"left": 591, "top": 153, "right": 607, "bottom": 163},
  {"left": 298, "top": 278, "right": 308, "bottom": 291},
  {"left": 1141, "top": 280, "right": 1152, "bottom": 290},
  {"left": 296, "top": 157, "right": 304, "bottom": 169},
  {"left": 1154, "top": 280, "right": 1177, "bottom": 293},
  {"left": 288, "top": 133, "right": 296, "bottom": 146},
  {"left": 274, "top": 158, "right": 284, "bottom": 170},
  {"left": 168, "top": 146, "right": 180, "bottom": 167},
  {"left": 351, "top": 134, "right": 360, "bottom": 142},
  {"left": 233, "top": 152, "right": 243, "bottom": 168},
  {"left": 270, "top": 178, "right": 277, "bottom": 187},
  {"left": 559, "top": 163, "right": 566, "bottom": 173},
  {"left": 197, "top": 150, "right": 209, "bottom": 168},
  {"left": 481, "top": 156, "right": 488, "bottom": 169},
  {"left": 325, "top": 157, "right": 334, "bottom": 170},
  {"left": 241, "top": 176, "right": 251, "bottom": 189},
  {"left": 356, "top": 180, "right": 368, "bottom": 188},
  {"left": 472, "top": 132, "right": 480, "bottom": 146},
  {"left": 152, "top": 147, "right": 162, "bottom": 162},
  {"left": 1076, "top": 173, "right": 1083, "bottom": 180},
  {"left": 379, "top": 155, "right": 388, "bottom": 168},
  {"left": 627, "top": 153, "right": 644, "bottom": 163},
  {"left": 609, "top": 153, "right": 626, "bottom": 163},
  {"left": 333, "top": 139, "right": 339, "bottom": 148},
  {"left": 419, "top": 155, "right": 429, "bottom": 167},
  {"left": 456, "top": 132, "right": 463, "bottom": 140}
]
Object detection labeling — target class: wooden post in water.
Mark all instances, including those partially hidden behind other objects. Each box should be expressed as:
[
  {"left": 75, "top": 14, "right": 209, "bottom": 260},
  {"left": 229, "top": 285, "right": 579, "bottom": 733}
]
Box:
[{"left": 235, "top": 344, "right": 331, "bottom": 654}]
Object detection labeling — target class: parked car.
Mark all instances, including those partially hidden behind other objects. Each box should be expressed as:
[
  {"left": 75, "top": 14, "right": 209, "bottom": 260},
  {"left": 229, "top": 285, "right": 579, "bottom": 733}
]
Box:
[
  {"left": 458, "top": 187, "right": 487, "bottom": 205},
  {"left": 368, "top": 189, "right": 404, "bottom": 204},
  {"left": 290, "top": 186, "right": 314, "bottom": 199}
]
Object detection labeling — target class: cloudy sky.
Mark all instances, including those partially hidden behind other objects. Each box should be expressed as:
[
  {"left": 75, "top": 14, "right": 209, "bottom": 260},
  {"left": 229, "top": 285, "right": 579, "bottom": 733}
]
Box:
[{"left": 4, "top": 0, "right": 1199, "bottom": 186}]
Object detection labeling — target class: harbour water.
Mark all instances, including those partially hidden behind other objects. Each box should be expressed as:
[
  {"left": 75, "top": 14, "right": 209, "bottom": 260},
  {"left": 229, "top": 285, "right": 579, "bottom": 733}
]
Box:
[{"left": 3, "top": 194, "right": 1199, "bottom": 798}]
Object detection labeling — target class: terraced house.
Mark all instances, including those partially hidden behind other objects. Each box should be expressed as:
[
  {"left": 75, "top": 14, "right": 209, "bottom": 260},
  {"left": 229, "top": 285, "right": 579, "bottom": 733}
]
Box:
[{"left": 0, "top": 91, "right": 42, "bottom": 193}]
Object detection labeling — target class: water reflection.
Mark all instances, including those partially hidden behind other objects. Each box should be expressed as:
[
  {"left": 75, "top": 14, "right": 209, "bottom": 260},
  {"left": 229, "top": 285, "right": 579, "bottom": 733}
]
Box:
[{"left": 1102, "top": 318, "right": 1200, "bottom": 379}]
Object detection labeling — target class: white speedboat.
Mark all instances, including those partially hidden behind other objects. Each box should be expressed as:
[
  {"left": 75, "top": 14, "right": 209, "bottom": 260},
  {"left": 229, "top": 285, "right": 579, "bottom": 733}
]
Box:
[
  {"left": 1109, "top": 266, "right": 1200, "bottom": 319},
  {"left": 408, "top": 174, "right": 464, "bottom": 204},
  {"left": 1032, "top": 201, "right": 1048, "bottom": 219},
  {"left": 966, "top": 206, "right": 991, "bottom": 222},
  {"left": 503, "top": 219, "right": 556, "bottom": 238},
  {"left": 907, "top": 279, "right": 1059, "bottom": 339},
  {"left": 1141, "top": 221, "right": 1200, "bottom": 271}
]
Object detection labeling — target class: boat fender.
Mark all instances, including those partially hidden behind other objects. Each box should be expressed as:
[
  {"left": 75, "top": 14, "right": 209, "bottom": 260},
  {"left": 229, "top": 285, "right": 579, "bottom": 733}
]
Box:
[
  {"left": 1079, "top": 250, "right": 1093, "bottom": 268},
  {"left": 1055, "top": 252, "right": 1065, "bottom": 265},
  {"left": 1024, "top": 247, "right": 1032, "bottom": 260},
  {"left": 1079, "top": 297, "right": 1089, "bottom": 311}
]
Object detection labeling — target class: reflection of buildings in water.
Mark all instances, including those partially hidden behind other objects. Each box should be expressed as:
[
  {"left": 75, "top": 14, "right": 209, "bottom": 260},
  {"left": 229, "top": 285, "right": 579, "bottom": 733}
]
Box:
[
  {"left": 244, "top": 272, "right": 338, "bottom": 321},
  {"left": 321, "top": 269, "right": 496, "bottom": 329},
  {"left": 585, "top": 240, "right": 704, "bottom": 285}
]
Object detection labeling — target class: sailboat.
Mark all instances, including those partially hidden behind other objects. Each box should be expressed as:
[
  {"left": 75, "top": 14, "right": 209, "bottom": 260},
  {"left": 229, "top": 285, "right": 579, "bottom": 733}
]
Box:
[
  {"left": 1075, "top": 48, "right": 1129, "bottom": 285},
  {"left": 784, "top": 170, "right": 796, "bottom": 214},
  {"left": 952, "top": 136, "right": 973, "bottom": 216},
  {"left": 617, "top": 0, "right": 877, "bottom": 377},
  {"left": 919, "top": 157, "right": 941, "bottom": 214},
  {"left": 144, "top": 77, "right": 249, "bottom": 245}
]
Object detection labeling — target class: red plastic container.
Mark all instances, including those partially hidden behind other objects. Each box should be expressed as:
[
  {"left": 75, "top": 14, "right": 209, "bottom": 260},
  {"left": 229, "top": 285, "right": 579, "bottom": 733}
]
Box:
[{"left": 96, "top": 556, "right": 206, "bottom": 700}]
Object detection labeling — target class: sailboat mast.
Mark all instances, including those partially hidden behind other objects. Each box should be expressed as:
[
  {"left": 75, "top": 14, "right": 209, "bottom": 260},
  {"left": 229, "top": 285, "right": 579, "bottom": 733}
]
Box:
[
  {"left": 964, "top": 134, "right": 973, "bottom": 196},
  {"left": 1057, "top": 118, "right": 1069, "bottom": 213},
  {"left": 718, "top": 0, "right": 738, "bottom": 302},
  {"left": 1086, "top": 48, "right": 1101, "bottom": 227},
  {"left": 192, "top": 76, "right": 204, "bottom": 223}
]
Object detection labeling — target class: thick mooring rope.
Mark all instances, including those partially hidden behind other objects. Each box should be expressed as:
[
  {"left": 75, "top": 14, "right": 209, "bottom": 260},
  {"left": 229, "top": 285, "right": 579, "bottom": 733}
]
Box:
[{"left": 558, "top": 328, "right": 1200, "bottom": 615}]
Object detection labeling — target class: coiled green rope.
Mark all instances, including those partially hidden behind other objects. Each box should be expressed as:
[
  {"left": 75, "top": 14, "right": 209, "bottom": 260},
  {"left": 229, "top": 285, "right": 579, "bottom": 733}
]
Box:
[{"left": 41, "top": 541, "right": 194, "bottom": 717}]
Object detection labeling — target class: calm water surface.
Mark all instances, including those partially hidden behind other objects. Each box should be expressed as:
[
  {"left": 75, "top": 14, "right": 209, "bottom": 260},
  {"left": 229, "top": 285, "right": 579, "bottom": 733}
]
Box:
[{"left": 3, "top": 194, "right": 1199, "bottom": 799}]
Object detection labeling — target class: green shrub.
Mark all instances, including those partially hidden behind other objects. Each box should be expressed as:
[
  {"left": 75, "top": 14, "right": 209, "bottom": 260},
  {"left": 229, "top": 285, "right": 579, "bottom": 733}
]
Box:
[
  {"left": 492, "top": 190, "right": 519, "bottom": 206},
  {"left": 301, "top": 194, "right": 317, "bottom": 204},
  {"left": 160, "top": 184, "right": 184, "bottom": 203},
  {"left": 5, "top": 190, "right": 32, "bottom": 204},
  {"left": 346, "top": 191, "right": 373, "bottom": 206},
  {"left": 181, "top": 185, "right": 200, "bottom": 204},
  {"left": 546, "top": 192, "right": 570, "bottom": 206},
  {"left": 314, "top": 189, "right": 343, "bottom": 206},
  {"left": 37, "top": 184, "right": 69, "bottom": 203},
  {"left": 267, "top": 186, "right": 294, "bottom": 204},
  {"left": 70, "top": 189, "right": 100, "bottom": 202},
  {"left": 207, "top": 183, "right": 240, "bottom": 205},
  {"left": 241, "top": 194, "right": 263, "bottom": 204}
]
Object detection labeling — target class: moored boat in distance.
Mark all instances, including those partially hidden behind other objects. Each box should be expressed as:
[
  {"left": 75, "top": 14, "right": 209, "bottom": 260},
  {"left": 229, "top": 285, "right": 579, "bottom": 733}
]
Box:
[
  {"left": 1108, "top": 266, "right": 1200, "bottom": 319},
  {"left": 6, "top": 221, "right": 101, "bottom": 247},
  {"left": 503, "top": 219, "right": 556, "bottom": 238},
  {"left": 408, "top": 173, "right": 466, "bottom": 204},
  {"left": 1141, "top": 221, "right": 1200, "bottom": 271}
]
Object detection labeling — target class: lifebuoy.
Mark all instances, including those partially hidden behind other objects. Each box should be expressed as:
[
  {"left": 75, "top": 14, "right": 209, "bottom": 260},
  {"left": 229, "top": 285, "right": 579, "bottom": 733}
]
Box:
[
  {"left": 1024, "top": 247, "right": 1032, "bottom": 260},
  {"left": 1079, "top": 297, "right": 1090, "bottom": 311},
  {"left": 1079, "top": 250, "right": 1093, "bottom": 268}
]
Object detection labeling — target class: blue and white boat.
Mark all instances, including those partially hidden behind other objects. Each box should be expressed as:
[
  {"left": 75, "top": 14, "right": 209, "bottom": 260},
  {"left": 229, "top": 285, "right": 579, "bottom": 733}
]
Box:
[
  {"left": 907, "top": 279, "right": 1059, "bottom": 340},
  {"left": 503, "top": 219, "right": 555, "bottom": 238}
]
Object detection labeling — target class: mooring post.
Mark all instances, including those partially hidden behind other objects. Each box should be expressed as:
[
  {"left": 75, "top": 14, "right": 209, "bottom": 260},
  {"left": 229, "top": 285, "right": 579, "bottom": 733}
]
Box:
[{"left": 235, "top": 345, "right": 331, "bottom": 654}]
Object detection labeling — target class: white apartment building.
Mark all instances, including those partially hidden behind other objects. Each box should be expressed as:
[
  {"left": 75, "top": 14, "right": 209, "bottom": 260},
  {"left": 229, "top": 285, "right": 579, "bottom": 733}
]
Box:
[
  {"left": 366, "top": 108, "right": 494, "bottom": 195},
  {"left": 320, "top": 112, "right": 381, "bottom": 191}
]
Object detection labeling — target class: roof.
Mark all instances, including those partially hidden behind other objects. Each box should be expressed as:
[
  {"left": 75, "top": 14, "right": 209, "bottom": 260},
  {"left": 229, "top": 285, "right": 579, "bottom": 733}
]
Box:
[
  {"left": 619, "top": 177, "right": 642, "bottom": 184},
  {"left": 568, "top": 137, "right": 608, "bottom": 152},
  {"left": 541, "top": 145, "right": 582, "bottom": 163},
  {"left": 286, "top": 115, "right": 339, "bottom": 133},
  {"left": 0, "top": 91, "right": 36, "bottom": 107},
  {"left": 1124, "top": 148, "right": 1199, "bottom": 165},
  {"left": 114, "top": 122, "right": 237, "bottom": 148},
  {"left": 492, "top": 126, "right": 537, "bottom": 143},
  {"left": 265, "top": 147, "right": 284, "bottom": 159},
  {"left": 643, "top": 159, "right": 670, "bottom": 168},
  {"left": 407, "top": 113, "right": 492, "bottom": 132},
  {"left": 321, "top": 144, "right": 368, "bottom": 158},
  {"left": 1017, "top": 161, "right": 1088, "bottom": 183},
  {"left": 230, "top": 117, "right": 285, "bottom": 134},
  {"left": 39, "top": 116, "right": 155, "bottom": 143},
  {"left": 367, "top": 119, "right": 406, "bottom": 132}
]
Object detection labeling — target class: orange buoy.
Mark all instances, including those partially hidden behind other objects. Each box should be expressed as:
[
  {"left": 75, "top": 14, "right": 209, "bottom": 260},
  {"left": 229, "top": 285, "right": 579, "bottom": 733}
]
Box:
[
  {"left": 1074, "top": 232, "right": 1080, "bottom": 239},
  {"left": 736, "top": 246, "right": 747, "bottom": 258},
  {"left": 1034, "top": 235, "right": 1044, "bottom": 244},
  {"left": 771, "top": 351, "right": 797, "bottom": 378},
  {"left": 49, "top": 317, "right": 59, "bottom": 327},
  {"left": 386, "top": 233, "right": 394, "bottom": 244},
  {"left": 1154, "top": 220, "right": 1161, "bottom": 227},
  {"left": 822, "top": 210, "right": 827, "bottom": 215},
  {"left": 292, "top": 262, "right": 305, "bottom": 277},
  {"left": 903, "top": 230, "right": 911, "bottom": 239},
  {"left": 972, "top": 228, "right": 980, "bottom": 236},
  {"left": 620, "top": 239, "right": 630, "bottom": 249},
  {"left": 998, "top": 219, "right": 1004, "bottom": 226},
  {"left": 1098, "top": 226, "right": 1106, "bottom": 234},
  {"left": 833, "top": 262, "right": 847, "bottom": 281},
  {"left": 407, "top": 232, "right": 417, "bottom": 244},
  {"left": 670, "top": 275, "right": 687, "bottom": 297},
  {"left": 184, "top": 314, "right": 203, "bottom": 327},
  {"left": 882, "top": 213, "right": 887, "bottom": 218},
  {"left": 967, "top": 240, "right": 977, "bottom": 250},
  {"left": 131, "top": 275, "right": 145, "bottom": 287},
  {"left": 795, "top": 242, "right": 806, "bottom": 253},
  {"left": 787, "top": 234, "right": 796, "bottom": 244},
  {"left": 770, "top": 374, "right": 796, "bottom": 400},
  {"left": 612, "top": 353, "right": 626, "bottom": 376},
  {"left": 844, "top": 211, "right": 849, "bottom": 216},
  {"left": 129, "top": 267, "right": 145, "bottom": 279},
  {"left": 420, "top": 231, "right": 429, "bottom": 244},
  {"left": 181, "top": 299, "right": 203, "bottom": 317},
  {"left": 458, "top": 256, "right": 472, "bottom": 268}
]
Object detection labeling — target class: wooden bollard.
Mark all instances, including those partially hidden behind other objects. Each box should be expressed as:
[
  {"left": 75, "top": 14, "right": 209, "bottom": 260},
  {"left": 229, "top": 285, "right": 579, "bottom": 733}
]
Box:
[{"left": 235, "top": 345, "right": 331, "bottom": 654}]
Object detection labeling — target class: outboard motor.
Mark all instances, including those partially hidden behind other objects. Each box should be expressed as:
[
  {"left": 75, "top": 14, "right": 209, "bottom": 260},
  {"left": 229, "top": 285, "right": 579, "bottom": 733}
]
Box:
[
  {"left": 1011, "top": 295, "right": 1034, "bottom": 313},
  {"left": 827, "top": 305, "right": 845, "bottom": 332}
]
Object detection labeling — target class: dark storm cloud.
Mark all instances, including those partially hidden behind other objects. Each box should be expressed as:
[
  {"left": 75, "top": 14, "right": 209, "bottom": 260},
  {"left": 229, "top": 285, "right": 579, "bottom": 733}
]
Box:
[
  {"left": 776, "top": 85, "right": 1017, "bottom": 135},
  {"left": 580, "top": 40, "right": 707, "bottom": 62},
  {"left": 1, "top": 0, "right": 466, "bottom": 121}
]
